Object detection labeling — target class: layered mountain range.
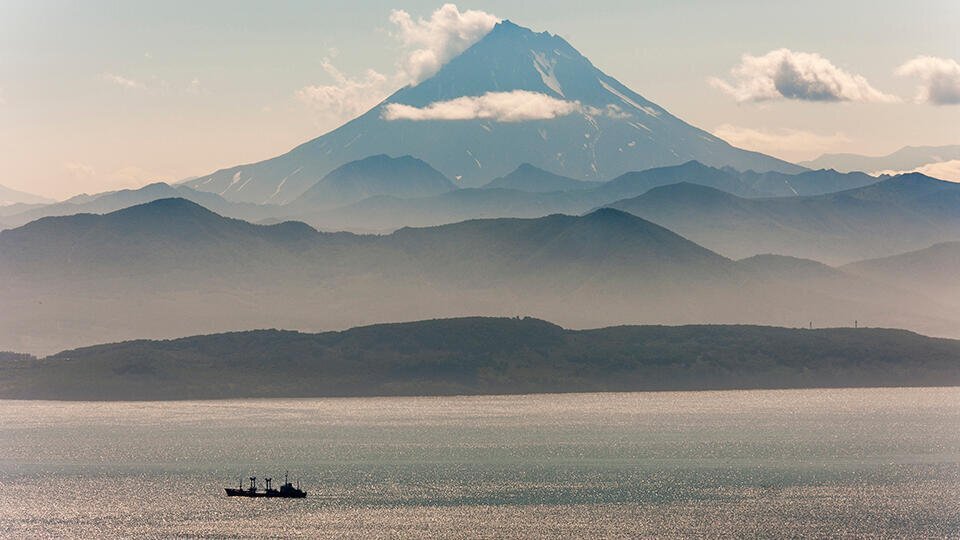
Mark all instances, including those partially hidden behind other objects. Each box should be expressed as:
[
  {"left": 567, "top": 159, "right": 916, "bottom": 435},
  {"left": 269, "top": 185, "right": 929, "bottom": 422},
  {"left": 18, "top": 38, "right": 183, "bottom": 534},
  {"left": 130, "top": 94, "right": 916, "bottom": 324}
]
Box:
[
  {"left": 605, "top": 173, "right": 960, "bottom": 264},
  {"left": 2, "top": 17, "right": 958, "bottom": 377},
  {"left": 2, "top": 198, "right": 957, "bottom": 355},
  {"left": 0, "top": 158, "right": 878, "bottom": 234},
  {"left": 298, "top": 160, "right": 883, "bottom": 233}
]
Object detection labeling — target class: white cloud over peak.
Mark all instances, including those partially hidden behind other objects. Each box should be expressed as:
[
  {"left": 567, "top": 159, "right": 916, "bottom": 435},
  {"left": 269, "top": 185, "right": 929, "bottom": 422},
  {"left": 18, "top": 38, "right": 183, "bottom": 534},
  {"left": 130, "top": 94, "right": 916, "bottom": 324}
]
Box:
[
  {"left": 389, "top": 4, "right": 501, "bottom": 85},
  {"left": 895, "top": 56, "right": 960, "bottom": 105},
  {"left": 383, "top": 91, "right": 581, "bottom": 122},
  {"left": 711, "top": 124, "right": 851, "bottom": 162},
  {"left": 296, "top": 4, "right": 499, "bottom": 125},
  {"left": 710, "top": 49, "right": 897, "bottom": 103}
]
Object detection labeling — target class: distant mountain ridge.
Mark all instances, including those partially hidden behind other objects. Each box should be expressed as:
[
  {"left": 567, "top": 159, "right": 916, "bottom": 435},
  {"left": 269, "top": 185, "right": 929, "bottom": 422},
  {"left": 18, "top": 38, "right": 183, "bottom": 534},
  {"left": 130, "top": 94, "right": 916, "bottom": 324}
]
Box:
[
  {"left": 291, "top": 154, "right": 456, "bottom": 209},
  {"left": 0, "top": 198, "right": 724, "bottom": 284},
  {"left": 0, "top": 181, "right": 280, "bottom": 229},
  {"left": 605, "top": 172, "right": 960, "bottom": 264},
  {"left": 734, "top": 168, "right": 877, "bottom": 196},
  {"left": 181, "top": 20, "right": 801, "bottom": 204},
  {"left": 0, "top": 184, "right": 54, "bottom": 206},
  {"left": 481, "top": 164, "right": 602, "bottom": 192},
  {"left": 801, "top": 145, "right": 960, "bottom": 174}
]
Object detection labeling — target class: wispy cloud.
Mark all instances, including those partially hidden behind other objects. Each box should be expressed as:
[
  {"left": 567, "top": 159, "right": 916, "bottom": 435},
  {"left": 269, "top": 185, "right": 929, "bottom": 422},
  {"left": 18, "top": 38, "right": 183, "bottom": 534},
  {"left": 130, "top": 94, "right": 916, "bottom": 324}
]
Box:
[
  {"left": 186, "top": 77, "right": 204, "bottom": 95},
  {"left": 64, "top": 162, "right": 168, "bottom": 192},
  {"left": 895, "top": 56, "right": 960, "bottom": 105},
  {"left": 296, "top": 60, "right": 391, "bottom": 122},
  {"left": 589, "top": 104, "right": 632, "bottom": 120},
  {"left": 111, "top": 166, "right": 154, "bottom": 184},
  {"left": 711, "top": 124, "right": 852, "bottom": 161},
  {"left": 875, "top": 160, "right": 960, "bottom": 182},
  {"left": 296, "top": 4, "right": 500, "bottom": 124},
  {"left": 64, "top": 162, "right": 97, "bottom": 179},
  {"left": 710, "top": 49, "right": 897, "bottom": 103},
  {"left": 383, "top": 91, "right": 585, "bottom": 122},
  {"left": 102, "top": 72, "right": 205, "bottom": 96},
  {"left": 102, "top": 73, "right": 145, "bottom": 89}
]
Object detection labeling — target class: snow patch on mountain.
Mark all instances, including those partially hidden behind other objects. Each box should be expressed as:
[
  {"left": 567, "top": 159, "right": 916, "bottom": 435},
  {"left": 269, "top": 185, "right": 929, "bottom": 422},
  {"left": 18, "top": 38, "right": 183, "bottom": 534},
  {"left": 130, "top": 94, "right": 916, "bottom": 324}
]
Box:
[
  {"left": 598, "top": 79, "right": 661, "bottom": 117},
  {"left": 532, "top": 51, "right": 564, "bottom": 97}
]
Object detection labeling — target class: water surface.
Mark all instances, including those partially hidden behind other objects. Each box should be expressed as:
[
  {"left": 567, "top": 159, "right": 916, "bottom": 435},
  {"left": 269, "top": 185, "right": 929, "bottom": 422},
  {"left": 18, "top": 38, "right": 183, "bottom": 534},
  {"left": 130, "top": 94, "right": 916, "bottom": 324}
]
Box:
[{"left": 1, "top": 388, "right": 958, "bottom": 537}]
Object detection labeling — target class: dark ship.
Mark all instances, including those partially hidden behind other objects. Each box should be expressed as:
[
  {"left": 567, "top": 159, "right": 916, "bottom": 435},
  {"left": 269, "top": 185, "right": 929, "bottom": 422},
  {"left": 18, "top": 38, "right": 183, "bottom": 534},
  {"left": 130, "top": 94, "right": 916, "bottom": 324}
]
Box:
[{"left": 225, "top": 472, "right": 306, "bottom": 498}]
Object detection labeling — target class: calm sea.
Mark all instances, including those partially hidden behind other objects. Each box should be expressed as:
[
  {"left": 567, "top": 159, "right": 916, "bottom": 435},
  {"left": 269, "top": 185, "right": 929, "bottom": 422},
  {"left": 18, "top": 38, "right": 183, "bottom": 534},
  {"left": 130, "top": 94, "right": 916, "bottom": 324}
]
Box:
[{"left": 1, "top": 388, "right": 958, "bottom": 538}]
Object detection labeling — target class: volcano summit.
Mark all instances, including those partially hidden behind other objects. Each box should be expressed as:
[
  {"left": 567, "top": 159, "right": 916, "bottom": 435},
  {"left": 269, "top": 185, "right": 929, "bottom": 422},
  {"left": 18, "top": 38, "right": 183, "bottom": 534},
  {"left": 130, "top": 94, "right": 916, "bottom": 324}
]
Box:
[{"left": 183, "top": 20, "right": 802, "bottom": 204}]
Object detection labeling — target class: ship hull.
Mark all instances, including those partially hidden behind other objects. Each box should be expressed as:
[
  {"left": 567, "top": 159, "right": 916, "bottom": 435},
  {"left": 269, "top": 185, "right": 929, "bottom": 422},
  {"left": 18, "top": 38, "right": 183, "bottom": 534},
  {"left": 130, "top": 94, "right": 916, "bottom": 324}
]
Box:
[{"left": 224, "top": 488, "right": 306, "bottom": 498}]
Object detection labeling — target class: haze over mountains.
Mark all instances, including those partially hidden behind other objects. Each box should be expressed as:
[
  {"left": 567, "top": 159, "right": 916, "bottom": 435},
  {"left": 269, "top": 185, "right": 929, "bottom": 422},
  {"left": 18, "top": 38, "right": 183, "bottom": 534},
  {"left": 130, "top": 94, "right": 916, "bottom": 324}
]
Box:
[
  {"left": 605, "top": 173, "right": 960, "bottom": 264},
  {"left": 298, "top": 159, "right": 879, "bottom": 232},
  {"left": 180, "top": 20, "right": 800, "bottom": 204},
  {"left": 302, "top": 160, "right": 896, "bottom": 234},
  {"left": 0, "top": 159, "right": 880, "bottom": 235},
  {"left": 843, "top": 242, "right": 960, "bottom": 309},
  {"left": 0, "top": 181, "right": 279, "bottom": 229},
  {"left": 0, "top": 183, "right": 54, "bottom": 206},
  {"left": 2, "top": 198, "right": 957, "bottom": 355}
]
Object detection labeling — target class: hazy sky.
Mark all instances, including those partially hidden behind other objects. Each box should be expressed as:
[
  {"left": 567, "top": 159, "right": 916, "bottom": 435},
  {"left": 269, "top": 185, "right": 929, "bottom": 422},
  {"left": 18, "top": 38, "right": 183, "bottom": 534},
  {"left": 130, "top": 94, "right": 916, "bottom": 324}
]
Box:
[{"left": 2, "top": 0, "right": 958, "bottom": 199}]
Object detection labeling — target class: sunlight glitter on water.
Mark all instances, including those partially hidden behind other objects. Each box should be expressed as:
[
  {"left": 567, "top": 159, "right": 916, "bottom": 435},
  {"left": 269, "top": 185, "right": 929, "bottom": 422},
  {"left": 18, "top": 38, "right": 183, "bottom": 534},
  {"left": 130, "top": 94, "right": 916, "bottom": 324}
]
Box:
[{"left": 1, "top": 388, "right": 958, "bottom": 538}]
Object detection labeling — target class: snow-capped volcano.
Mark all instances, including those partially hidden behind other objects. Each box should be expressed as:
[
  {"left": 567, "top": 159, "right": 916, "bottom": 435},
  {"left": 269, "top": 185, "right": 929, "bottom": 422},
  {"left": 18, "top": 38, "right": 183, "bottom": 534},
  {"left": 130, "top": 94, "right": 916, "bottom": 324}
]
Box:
[{"left": 185, "top": 20, "right": 802, "bottom": 204}]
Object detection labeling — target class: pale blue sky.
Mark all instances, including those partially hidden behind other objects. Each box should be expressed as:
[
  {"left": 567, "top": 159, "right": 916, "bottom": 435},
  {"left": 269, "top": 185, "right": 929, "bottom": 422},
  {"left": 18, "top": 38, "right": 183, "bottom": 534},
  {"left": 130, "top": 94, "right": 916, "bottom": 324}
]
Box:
[{"left": 1, "top": 0, "right": 958, "bottom": 198}]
